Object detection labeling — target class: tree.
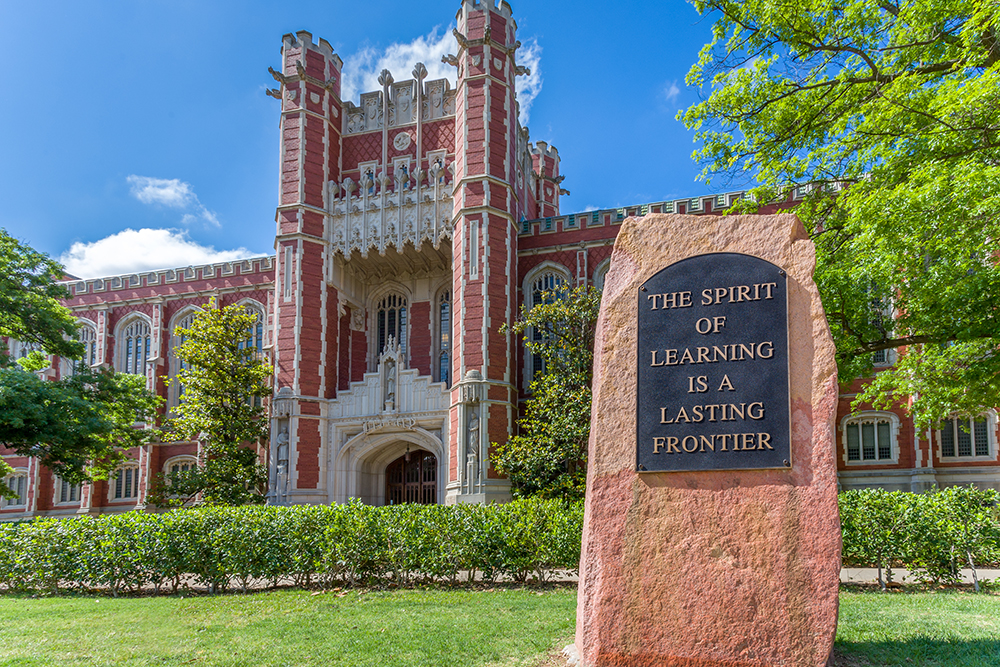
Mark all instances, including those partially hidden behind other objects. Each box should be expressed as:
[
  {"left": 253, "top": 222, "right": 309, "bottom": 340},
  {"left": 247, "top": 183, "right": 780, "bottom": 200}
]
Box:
[
  {"left": 681, "top": 0, "right": 1000, "bottom": 427},
  {"left": 0, "top": 229, "right": 84, "bottom": 364},
  {"left": 151, "top": 300, "right": 271, "bottom": 507},
  {"left": 493, "top": 285, "right": 602, "bottom": 500},
  {"left": 0, "top": 229, "right": 161, "bottom": 495},
  {"left": 0, "top": 366, "right": 162, "bottom": 489}
]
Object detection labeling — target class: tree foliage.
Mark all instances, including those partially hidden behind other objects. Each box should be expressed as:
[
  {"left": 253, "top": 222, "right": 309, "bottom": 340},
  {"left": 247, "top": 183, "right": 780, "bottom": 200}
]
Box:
[
  {"left": 152, "top": 300, "right": 271, "bottom": 507},
  {"left": 681, "top": 0, "right": 1000, "bottom": 427},
  {"left": 0, "top": 367, "right": 162, "bottom": 487},
  {"left": 0, "top": 229, "right": 160, "bottom": 494},
  {"left": 0, "top": 229, "right": 84, "bottom": 364},
  {"left": 493, "top": 285, "right": 602, "bottom": 500}
]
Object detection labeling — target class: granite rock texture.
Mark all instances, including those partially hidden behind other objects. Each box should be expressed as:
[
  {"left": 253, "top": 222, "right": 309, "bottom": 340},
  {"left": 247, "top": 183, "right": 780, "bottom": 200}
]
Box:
[{"left": 575, "top": 213, "right": 840, "bottom": 667}]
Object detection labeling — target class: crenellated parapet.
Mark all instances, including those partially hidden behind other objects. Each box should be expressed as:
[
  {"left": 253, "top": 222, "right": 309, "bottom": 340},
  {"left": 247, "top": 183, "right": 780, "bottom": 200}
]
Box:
[
  {"left": 61, "top": 256, "right": 274, "bottom": 296},
  {"left": 343, "top": 78, "right": 455, "bottom": 135}
]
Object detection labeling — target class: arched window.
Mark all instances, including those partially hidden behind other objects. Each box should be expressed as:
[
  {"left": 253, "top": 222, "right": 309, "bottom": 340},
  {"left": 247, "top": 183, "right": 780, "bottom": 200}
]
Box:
[
  {"left": 164, "top": 456, "right": 198, "bottom": 476},
  {"left": 376, "top": 293, "right": 407, "bottom": 357},
  {"left": 54, "top": 476, "right": 81, "bottom": 505},
  {"left": 237, "top": 304, "right": 265, "bottom": 357},
  {"left": 593, "top": 259, "right": 611, "bottom": 291},
  {"left": 528, "top": 269, "right": 566, "bottom": 379},
  {"left": 78, "top": 323, "right": 97, "bottom": 366},
  {"left": 169, "top": 310, "right": 199, "bottom": 407},
  {"left": 237, "top": 303, "right": 265, "bottom": 406},
  {"left": 842, "top": 412, "right": 899, "bottom": 463},
  {"left": 939, "top": 414, "right": 995, "bottom": 459},
  {"left": 117, "top": 317, "right": 151, "bottom": 375},
  {"left": 2, "top": 471, "right": 27, "bottom": 509},
  {"left": 437, "top": 289, "right": 451, "bottom": 386},
  {"left": 111, "top": 463, "right": 140, "bottom": 501}
]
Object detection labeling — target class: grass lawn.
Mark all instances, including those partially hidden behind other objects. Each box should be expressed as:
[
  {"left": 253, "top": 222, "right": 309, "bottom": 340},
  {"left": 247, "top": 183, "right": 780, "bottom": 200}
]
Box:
[
  {"left": 0, "top": 586, "right": 577, "bottom": 667},
  {"left": 835, "top": 588, "right": 1000, "bottom": 667},
  {"left": 3, "top": 585, "right": 1000, "bottom": 666}
]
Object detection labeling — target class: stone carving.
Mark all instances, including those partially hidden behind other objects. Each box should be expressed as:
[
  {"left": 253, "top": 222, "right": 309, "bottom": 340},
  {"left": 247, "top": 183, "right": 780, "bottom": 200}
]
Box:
[
  {"left": 466, "top": 409, "right": 480, "bottom": 485},
  {"left": 362, "top": 415, "right": 417, "bottom": 435},
  {"left": 272, "top": 386, "right": 294, "bottom": 418},
  {"left": 327, "top": 162, "right": 454, "bottom": 258},
  {"left": 350, "top": 307, "right": 365, "bottom": 332},
  {"left": 384, "top": 358, "right": 396, "bottom": 411},
  {"left": 393, "top": 132, "right": 411, "bottom": 150}
]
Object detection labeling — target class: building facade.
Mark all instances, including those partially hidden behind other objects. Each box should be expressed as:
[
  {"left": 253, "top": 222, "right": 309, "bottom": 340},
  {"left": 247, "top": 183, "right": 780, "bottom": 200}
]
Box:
[{"left": 3, "top": 0, "right": 1000, "bottom": 519}]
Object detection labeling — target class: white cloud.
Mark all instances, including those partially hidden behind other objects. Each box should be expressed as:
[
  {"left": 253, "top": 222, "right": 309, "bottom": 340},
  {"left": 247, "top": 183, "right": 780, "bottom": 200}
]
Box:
[
  {"left": 340, "top": 27, "right": 543, "bottom": 126},
  {"left": 126, "top": 175, "right": 220, "bottom": 227},
  {"left": 341, "top": 26, "right": 458, "bottom": 103},
  {"left": 514, "top": 39, "right": 542, "bottom": 125},
  {"left": 60, "top": 228, "right": 261, "bottom": 279},
  {"left": 663, "top": 80, "right": 681, "bottom": 104}
]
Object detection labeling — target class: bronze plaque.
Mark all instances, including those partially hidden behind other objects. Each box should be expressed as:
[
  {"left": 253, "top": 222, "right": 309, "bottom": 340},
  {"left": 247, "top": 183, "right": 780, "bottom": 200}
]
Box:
[{"left": 636, "top": 253, "right": 790, "bottom": 472}]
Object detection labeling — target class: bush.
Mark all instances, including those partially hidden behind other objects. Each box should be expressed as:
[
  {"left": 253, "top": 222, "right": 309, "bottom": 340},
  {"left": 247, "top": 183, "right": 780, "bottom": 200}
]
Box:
[
  {"left": 0, "top": 498, "right": 583, "bottom": 594},
  {"left": 839, "top": 486, "right": 1000, "bottom": 589}
]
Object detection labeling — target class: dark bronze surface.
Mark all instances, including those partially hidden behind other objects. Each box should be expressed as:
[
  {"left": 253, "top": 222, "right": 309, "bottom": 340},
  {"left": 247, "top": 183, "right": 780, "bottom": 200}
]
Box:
[{"left": 636, "top": 253, "right": 791, "bottom": 472}]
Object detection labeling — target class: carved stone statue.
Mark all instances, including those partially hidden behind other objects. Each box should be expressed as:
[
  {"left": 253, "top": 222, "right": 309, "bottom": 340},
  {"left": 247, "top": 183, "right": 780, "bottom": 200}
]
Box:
[
  {"left": 384, "top": 358, "right": 396, "bottom": 410},
  {"left": 276, "top": 423, "right": 290, "bottom": 465},
  {"left": 466, "top": 410, "right": 480, "bottom": 485}
]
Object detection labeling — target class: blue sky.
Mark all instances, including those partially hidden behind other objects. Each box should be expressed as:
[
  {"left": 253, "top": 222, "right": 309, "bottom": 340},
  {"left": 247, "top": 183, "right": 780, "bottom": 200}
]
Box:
[{"left": 0, "top": 0, "right": 734, "bottom": 278}]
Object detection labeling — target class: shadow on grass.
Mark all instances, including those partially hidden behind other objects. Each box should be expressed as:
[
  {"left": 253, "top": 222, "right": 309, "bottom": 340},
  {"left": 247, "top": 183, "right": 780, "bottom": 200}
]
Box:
[{"left": 833, "top": 638, "right": 1000, "bottom": 666}]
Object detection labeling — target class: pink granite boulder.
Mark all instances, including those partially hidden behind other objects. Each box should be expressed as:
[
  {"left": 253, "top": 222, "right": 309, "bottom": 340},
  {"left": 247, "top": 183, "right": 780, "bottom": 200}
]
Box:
[{"left": 575, "top": 213, "right": 840, "bottom": 667}]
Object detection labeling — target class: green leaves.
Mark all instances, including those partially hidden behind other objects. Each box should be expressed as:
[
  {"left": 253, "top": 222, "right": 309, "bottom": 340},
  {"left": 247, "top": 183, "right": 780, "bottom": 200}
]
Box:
[
  {"left": 153, "top": 300, "right": 271, "bottom": 507},
  {"left": 682, "top": 0, "right": 1000, "bottom": 426},
  {"left": 0, "top": 228, "right": 84, "bottom": 362},
  {"left": 0, "top": 366, "right": 161, "bottom": 485},
  {"left": 0, "top": 499, "right": 585, "bottom": 593},
  {"left": 839, "top": 487, "right": 1000, "bottom": 587},
  {"left": 495, "top": 286, "right": 602, "bottom": 500}
]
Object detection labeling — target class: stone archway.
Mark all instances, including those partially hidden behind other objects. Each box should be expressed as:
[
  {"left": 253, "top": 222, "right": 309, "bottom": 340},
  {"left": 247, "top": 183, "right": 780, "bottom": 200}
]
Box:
[
  {"left": 333, "top": 428, "right": 445, "bottom": 505},
  {"left": 385, "top": 449, "right": 437, "bottom": 505}
]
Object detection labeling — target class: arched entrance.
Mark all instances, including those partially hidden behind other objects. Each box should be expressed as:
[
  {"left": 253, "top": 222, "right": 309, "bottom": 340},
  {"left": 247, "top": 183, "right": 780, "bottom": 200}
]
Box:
[{"left": 385, "top": 449, "right": 437, "bottom": 505}]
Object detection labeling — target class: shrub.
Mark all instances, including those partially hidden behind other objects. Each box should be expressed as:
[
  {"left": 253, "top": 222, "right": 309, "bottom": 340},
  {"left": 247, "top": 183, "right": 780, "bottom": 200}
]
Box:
[{"left": 0, "top": 498, "right": 584, "bottom": 594}]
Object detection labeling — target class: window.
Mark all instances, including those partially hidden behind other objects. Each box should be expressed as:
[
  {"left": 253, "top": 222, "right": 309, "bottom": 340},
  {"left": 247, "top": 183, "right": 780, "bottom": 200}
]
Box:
[
  {"left": 2, "top": 472, "right": 27, "bottom": 508},
  {"left": 593, "top": 259, "right": 611, "bottom": 291},
  {"left": 78, "top": 323, "right": 98, "bottom": 366},
  {"left": 117, "top": 317, "right": 151, "bottom": 375},
  {"left": 55, "top": 476, "right": 81, "bottom": 504},
  {"left": 940, "top": 416, "right": 993, "bottom": 459},
  {"left": 376, "top": 293, "right": 407, "bottom": 358},
  {"left": 237, "top": 304, "right": 265, "bottom": 407},
  {"left": 527, "top": 269, "right": 567, "bottom": 380},
  {"left": 237, "top": 304, "right": 265, "bottom": 357},
  {"left": 843, "top": 413, "right": 897, "bottom": 463},
  {"left": 437, "top": 290, "right": 451, "bottom": 386},
  {"left": 112, "top": 464, "right": 140, "bottom": 500},
  {"left": 166, "top": 457, "right": 197, "bottom": 476},
  {"left": 169, "top": 310, "right": 199, "bottom": 407}
]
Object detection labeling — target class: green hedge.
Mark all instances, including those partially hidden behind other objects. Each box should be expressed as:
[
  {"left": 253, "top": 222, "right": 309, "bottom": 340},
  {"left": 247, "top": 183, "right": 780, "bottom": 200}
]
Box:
[
  {"left": 0, "top": 498, "right": 583, "bottom": 595},
  {"left": 5, "top": 488, "right": 1000, "bottom": 595},
  {"left": 840, "top": 487, "right": 1000, "bottom": 587}
]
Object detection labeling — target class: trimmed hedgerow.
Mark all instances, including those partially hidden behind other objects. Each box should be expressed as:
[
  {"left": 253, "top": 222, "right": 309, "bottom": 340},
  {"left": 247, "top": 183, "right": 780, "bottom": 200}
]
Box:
[
  {"left": 839, "top": 487, "right": 1000, "bottom": 589},
  {"left": 0, "top": 498, "right": 583, "bottom": 594}
]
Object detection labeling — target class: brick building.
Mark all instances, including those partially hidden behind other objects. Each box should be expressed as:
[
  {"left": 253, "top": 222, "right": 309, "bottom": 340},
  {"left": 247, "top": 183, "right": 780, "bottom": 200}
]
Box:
[{"left": 3, "top": 0, "right": 999, "bottom": 519}]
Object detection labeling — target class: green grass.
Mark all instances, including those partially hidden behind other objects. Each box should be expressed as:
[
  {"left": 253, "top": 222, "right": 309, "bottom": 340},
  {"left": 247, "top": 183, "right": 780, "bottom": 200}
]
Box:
[
  {"left": 4, "top": 586, "right": 1000, "bottom": 666},
  {"left": 835, "top": 588, "right": 1000, "bottom": 666},
  {"left": 0, "top": 587, "right": 576, "bottom": 667}
]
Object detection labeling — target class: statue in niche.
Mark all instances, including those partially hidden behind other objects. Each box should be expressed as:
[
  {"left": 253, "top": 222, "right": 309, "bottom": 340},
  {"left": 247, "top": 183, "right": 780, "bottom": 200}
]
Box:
[
  {"left": 276, "top": 423, "right": 290, "bottom": 465},
  {"left": 466, "top": 410, "right": 480, "bottom": 486},
  {"left": 384, "top": 358, "right": 396, "bottom": 411}
]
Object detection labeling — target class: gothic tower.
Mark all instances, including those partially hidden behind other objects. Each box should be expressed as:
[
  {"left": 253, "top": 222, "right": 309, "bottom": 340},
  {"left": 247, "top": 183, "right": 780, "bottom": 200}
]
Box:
[
  {"left": 271, "top": 32, "right": 343, "bottom": 504},
  {"left": 447, "top": 0, "right": 525, "bottom": 503}
]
